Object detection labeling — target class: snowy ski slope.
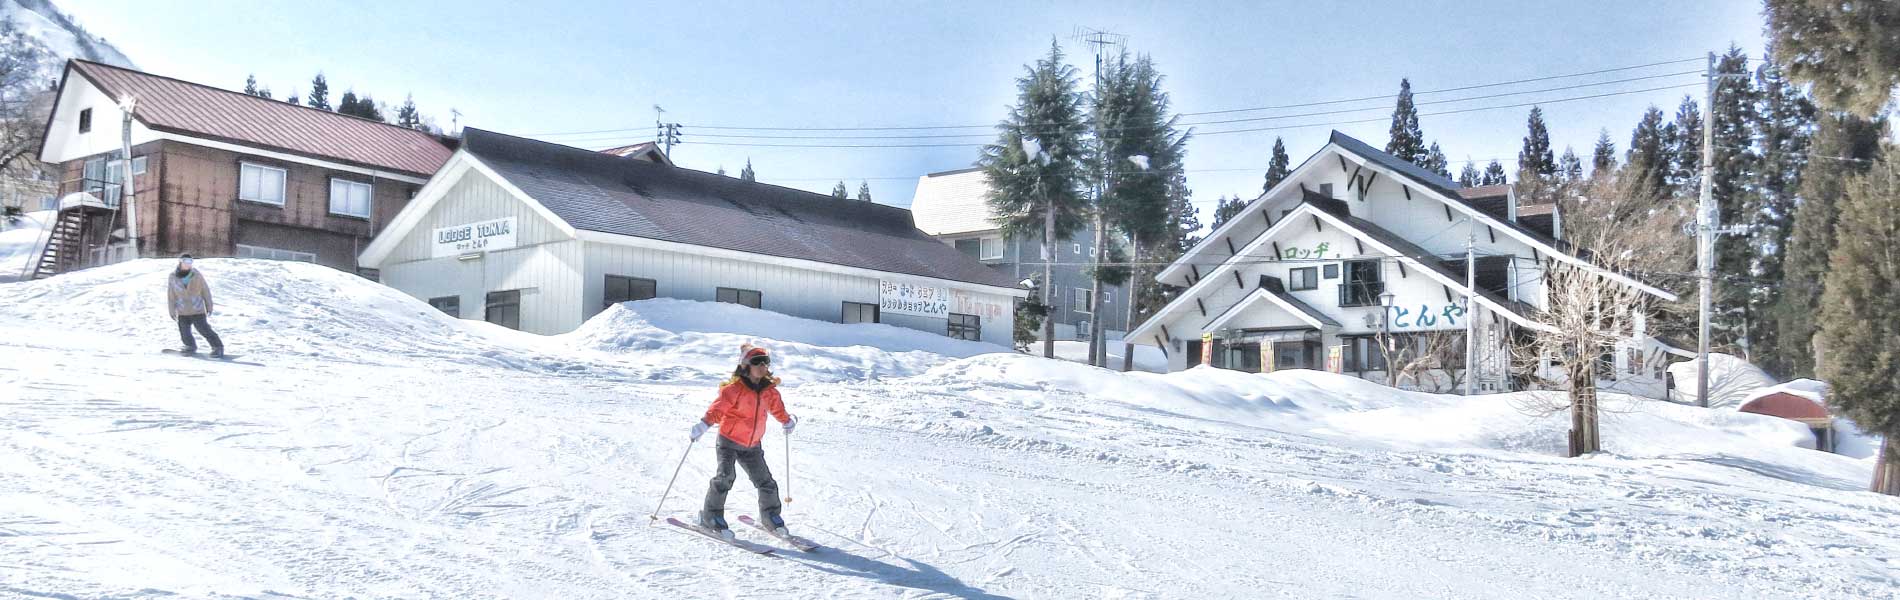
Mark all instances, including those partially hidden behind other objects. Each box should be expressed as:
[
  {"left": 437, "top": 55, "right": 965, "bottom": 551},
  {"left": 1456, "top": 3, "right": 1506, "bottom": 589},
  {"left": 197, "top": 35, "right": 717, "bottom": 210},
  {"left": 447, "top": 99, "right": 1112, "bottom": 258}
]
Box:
[{"left": 1, "top": 259, "right": 1895, "bottom": 599}]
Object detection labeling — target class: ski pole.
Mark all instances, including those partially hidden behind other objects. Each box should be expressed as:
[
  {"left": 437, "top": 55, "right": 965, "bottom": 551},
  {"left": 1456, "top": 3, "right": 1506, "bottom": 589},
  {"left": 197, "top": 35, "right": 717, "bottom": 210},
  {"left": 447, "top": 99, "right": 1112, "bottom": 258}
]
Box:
[
  {"left": 784, "top": 434, "right": 793, "bottom": 504},
  {"left": 650, "top": 436, "right": 698, "bottom": 521}
]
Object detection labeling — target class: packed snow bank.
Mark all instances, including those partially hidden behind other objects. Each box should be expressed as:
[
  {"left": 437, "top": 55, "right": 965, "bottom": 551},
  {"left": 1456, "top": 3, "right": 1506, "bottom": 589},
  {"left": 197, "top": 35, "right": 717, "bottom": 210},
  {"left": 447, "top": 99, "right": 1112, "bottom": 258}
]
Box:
[
  {"left": 0, "top": 258, "right": 595, "bottom": 372},
  {"left": 565, "top": 299, "right": 1008, "bottom": 384},
  {"left": 1049, "top": 339, "right": 1168, "bottom": 372},
  {"left": 1668, "top": 353, "right": 1775, "bottom": 407},
  {"left": 0, "top": 210, "right": 53, "bottom": 282}
]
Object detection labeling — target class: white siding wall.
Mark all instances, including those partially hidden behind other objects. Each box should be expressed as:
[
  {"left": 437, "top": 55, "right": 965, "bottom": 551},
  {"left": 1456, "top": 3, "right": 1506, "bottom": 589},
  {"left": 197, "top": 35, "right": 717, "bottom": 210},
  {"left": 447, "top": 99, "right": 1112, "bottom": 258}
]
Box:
[
  {"left": 376, "top": 168, "right": 585, "bottom": 335},
  {"left": 39, "top": 75, "right": 162, "bottom": 164},
  {"left": 382, "top": 240, "right": 585, "bottom": 335},
  {"left": 582, "top": 241, "right": 1016, "bottom": 346}
]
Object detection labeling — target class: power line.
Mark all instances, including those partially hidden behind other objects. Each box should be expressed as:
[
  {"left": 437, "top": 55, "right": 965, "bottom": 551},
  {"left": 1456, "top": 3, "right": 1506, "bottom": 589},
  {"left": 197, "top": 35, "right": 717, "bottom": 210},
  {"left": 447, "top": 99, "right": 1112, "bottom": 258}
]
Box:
[
  {"left": 524, "top": 56, "right": 1703, "bottom": 137},
  {"left": 574, "top": 82, "right": 1702, "bottom": 150},
  {"left": 554, "top": 70, "right": 1698, "bottom": 144}
]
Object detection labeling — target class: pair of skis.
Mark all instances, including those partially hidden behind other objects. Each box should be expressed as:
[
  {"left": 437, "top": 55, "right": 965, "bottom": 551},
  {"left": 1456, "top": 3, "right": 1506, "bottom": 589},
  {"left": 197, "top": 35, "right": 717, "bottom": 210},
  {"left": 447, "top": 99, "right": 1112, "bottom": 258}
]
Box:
[{"left": 665, "top": 515, "right": 819, "bottom": 554}]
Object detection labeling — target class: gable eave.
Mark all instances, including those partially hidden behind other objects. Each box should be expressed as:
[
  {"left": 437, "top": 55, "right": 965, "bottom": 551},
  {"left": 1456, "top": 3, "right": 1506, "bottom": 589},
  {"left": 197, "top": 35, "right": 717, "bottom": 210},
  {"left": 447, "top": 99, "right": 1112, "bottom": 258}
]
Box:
[{"left": 357, "top": 150, "right": 580, "bottom": 268}]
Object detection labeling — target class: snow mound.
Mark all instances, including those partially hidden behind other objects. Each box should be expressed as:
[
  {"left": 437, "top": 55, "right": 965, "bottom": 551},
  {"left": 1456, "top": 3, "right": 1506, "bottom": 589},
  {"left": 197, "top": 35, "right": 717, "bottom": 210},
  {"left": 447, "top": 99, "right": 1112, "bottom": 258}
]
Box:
[
  {"left": 0, "top": 209, "right": 53, "bottom": 283},
  {"left": 0, "top": 258, "right": 588, "bottom": 371},
  {"left": 1049, "top": 340, "right": 1169, "bottom": 373},
  {"left": 1740, "top": 378, "right": 1828, "bottom": 406},
  {"left": 1668, "top": 353, "right": 1775, "bottom": 408},
  {"left": 564, "top": 299, "right": 1007, "bottom": 384}
]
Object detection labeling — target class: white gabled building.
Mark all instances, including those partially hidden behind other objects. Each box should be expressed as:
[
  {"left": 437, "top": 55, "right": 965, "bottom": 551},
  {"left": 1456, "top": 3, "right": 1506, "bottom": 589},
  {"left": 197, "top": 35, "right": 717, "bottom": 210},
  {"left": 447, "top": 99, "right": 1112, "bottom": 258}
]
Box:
[
  {"left": 359, "top": 128, "right": 1026, "bottom": 344},
  {"left": 1126, "top": 131, "right": 1683, "bottom": 393}
]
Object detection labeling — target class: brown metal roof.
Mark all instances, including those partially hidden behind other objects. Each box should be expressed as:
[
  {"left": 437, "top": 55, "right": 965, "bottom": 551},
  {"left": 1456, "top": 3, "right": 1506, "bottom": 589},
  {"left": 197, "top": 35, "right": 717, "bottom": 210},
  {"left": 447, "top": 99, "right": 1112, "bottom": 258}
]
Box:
[{"left": 69, "top": 60, "right": 453, "bottom": 178}]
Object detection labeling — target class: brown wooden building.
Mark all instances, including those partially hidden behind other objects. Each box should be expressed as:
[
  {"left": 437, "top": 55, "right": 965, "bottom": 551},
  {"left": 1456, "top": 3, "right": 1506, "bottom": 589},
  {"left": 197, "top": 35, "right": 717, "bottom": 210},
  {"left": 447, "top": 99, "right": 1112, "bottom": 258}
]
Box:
[{"left": 29, "top": 60, "right": 454, "bottom": 278}]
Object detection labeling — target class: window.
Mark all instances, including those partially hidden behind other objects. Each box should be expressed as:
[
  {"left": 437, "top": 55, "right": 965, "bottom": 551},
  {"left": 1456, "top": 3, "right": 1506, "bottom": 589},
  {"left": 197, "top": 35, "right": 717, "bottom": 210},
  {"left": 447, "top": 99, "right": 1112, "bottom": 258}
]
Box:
[
  {"left": 955, "top": 238, "right": 981, "bottom": 259},
  {"left": 604, "top": 275, "right": 657, "bottom": 309},
  {"left": 947, "top": 313, "right": 980, "bottom": 341},
  {"left": 235, "top": 244, "right": 316, "bottom": 263},
  {"left": 239, "top": 162, "right": 287, "bottom": 205},
  {"left": 1073, "top": 288, "right": 1093, "bottom": 313},
  {"left": 78, "top": 108, "right": 91, "bottom": 134},
  {"left": 1323, "top": 263, "right": 1339, "bottom": 279},
  {"left": 1072, "top": 242, "right": 1083, "bottom": 255},
  {"left": 1289, "top": 267, "right": 1318, "bottom": 291},
  {"left": 1341, "top": 336, "right": 1389, "bottom": 373},
  {"left": 107, "top": 157, "right": 147, "bottom": 177},
  {"left": 1318, "top": 183, "right": 1334, "bottom": 198},
  {"left": 1338, "top": 259, "right": 1383, "bottom": 307},
  {"left": 979, "top": 237, "right": 1004, "bottom": 260},
  {"left": 842, "top": 301, "right": 879, "bottom": 324},
  {"left": 1102, "top": 290, "right": 1112, "bottom": 305},
  {"left": 716, "top": 287, "right": 762, "bottom": 309},
  {"left": 1077, "top": 319, "right": 1092, "bottom": 340},
  {"left": 485, "top": 290, "right": 522, "bottom": 330},
  {"left": 329, "top": 178, "right": 373, "bottom": 218},
  {"left": 428, "top": 296, "right": 461, "bottom": 317},
  {"left": 132, "top": 156, "right": 147, "bottom": 175}
]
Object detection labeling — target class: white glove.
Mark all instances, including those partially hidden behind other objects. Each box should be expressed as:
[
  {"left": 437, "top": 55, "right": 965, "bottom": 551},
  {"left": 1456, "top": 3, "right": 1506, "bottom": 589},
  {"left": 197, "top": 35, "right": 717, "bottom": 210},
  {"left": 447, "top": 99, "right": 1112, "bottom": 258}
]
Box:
[
  {"left": 690, "top": 420, "right": 710, "bottom": 441},
  {"left": 783, "top": 414, "right": 798, "bottom": 435}
]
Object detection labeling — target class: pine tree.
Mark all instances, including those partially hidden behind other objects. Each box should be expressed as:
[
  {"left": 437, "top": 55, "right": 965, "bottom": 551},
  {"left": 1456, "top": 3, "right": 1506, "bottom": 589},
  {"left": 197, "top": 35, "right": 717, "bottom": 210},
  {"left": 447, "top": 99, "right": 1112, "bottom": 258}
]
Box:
[
  {"left": 243, "top": 74, "right": 261, "bottom": 96},
  {"left": 1481, "top": 160, "right": 1508, "bottom": 185},
  {"left": 1424, "top": 141, "right": 1450, "bottom": 179},
  {"left": 358, "top": 94, "right": 384, "bottom": 122},
  {"left": 1624, "top": 106, "right": 1671, "bottom": 198},
  {"left": 740, "top": 159, "right": 756, "bottom": 182},
  {"left": 285, "top": 93, "right": 299, "bottom": 105},
  {"left": 1210, "top": 195, "right": 1245, "bottom": 228},
  {"left": 1709, "top": 47, "right": 1760, "bottom": 352},
  {"left": 831, "top": 181, "right": 848, "bottom": 199},
  {"left": 1385, "top": 78, "right": 1428, "bottom": 167},
  {"left": 979, "top": 40, "right": 1090, "bottom": 358},
  {"left": 1517, "top": 106, "right": 1556, "bottom": 181},
  {"left": 1817, "top": 150, "right": 1900, "bottom": 495},
  {"left": 1764, "top": 0, "right": 1900, "bottom": 118},
  {"left": 1590, "top": 129, "right": 1617, "bottom": 177},
  {"left": 1262, "top": 137, "right": 1291, "bottom": 193},
  {"left": 1666, "top": 95, "right": 1703, "bottom": 195},
  {"left": 716, "top": 166, "right": 727, "bottom": 176},
  {"left": 1558, "top": 147, "right": 1583, "bottom": 183},
  {"left": 1458, "top": 160, "right": 1480, "bottom": 187},
  {"left": 1139, "top": 170, "right": 1198, "bottom": 326},
  {"left": 307, "top": 73, "right": 331, "bottom": 110},
  {"left": 397, "top": 94, "right": 422, "bottom": 129},
  {"left": 337, "top": 91, "right": 361, "bottom": 117},
  {"left": 1773, "top": 112, "right": 1885, "bottom": 378},
  {"left": 857, "top": 181, "right": 873, "bottom": 202},
  {"left": 1748, "top": 50, "right": 1818, "bottom": 377}
]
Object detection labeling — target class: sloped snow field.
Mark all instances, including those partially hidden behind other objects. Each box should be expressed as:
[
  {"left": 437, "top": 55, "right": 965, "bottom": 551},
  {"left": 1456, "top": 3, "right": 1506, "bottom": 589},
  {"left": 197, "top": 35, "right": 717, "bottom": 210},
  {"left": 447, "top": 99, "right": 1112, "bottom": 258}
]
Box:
[{"left": 2, "top": 259, "right": 1896, "bottom": 599}]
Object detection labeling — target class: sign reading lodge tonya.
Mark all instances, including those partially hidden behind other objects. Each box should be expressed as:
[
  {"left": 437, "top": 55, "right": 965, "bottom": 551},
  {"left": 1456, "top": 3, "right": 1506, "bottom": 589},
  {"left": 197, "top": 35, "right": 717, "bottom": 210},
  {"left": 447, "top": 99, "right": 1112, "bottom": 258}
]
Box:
[
  {"left": 880, "top": 280, "right": 951, "bottom": 318},
  {"left": 432, "top": 217, "right": 518, "bottom": 258}
]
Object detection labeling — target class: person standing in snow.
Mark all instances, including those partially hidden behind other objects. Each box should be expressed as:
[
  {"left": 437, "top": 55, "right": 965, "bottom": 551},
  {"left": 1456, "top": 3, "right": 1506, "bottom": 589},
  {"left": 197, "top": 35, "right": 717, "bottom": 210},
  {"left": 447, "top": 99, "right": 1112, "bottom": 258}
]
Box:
[
  {"left": 167, "top": 254, "right": 224, "bottom": 358},
  {"left": 693, "top": 343, "right": 797, "bottom": 537}
]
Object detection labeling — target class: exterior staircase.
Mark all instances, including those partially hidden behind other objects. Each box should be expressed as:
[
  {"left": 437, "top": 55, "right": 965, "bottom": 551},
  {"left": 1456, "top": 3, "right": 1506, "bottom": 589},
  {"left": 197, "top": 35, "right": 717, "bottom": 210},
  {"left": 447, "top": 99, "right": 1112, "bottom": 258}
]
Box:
[{"left": 29, "top": 208, "right": 91, "bottom": 280}]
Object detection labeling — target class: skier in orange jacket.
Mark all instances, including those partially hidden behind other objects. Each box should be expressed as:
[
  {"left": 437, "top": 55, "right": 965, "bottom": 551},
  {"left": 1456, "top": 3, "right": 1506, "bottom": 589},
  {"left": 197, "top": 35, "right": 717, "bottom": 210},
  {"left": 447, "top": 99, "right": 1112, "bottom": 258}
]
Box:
[{"left": 693, "top": 344, "right": 797, "bottom": 537}]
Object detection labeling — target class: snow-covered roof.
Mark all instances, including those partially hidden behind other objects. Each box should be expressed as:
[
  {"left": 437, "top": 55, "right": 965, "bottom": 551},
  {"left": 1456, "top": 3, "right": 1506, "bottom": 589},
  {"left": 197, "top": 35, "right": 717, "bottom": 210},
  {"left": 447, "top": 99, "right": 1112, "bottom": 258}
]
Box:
[
  {"left": 908, "top": 168, "right": 999, "bottom": 236},
  {"left": 1742, "top": 379, "right": 1829, "bottom": 405}
]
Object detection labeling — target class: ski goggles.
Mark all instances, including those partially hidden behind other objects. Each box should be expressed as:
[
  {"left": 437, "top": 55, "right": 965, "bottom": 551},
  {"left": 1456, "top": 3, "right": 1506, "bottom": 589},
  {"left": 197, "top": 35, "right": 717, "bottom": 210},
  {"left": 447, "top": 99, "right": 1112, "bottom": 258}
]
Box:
[{"left": 748, "top": 356, "right": 771, "bottom": 366}]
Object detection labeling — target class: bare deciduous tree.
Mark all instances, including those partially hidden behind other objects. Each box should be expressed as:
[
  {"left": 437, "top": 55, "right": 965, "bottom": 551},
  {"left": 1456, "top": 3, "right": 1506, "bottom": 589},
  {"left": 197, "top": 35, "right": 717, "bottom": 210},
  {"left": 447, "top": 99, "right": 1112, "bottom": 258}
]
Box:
[
  {"left": 1, "top": 17, "right": 54, "bottom": 181},
  {"left": 1509, "top": 226, "right": 1659, "bottom": 457},
  {"left": 1381, "top": 330, "right": 1468, "bottom": 393}
]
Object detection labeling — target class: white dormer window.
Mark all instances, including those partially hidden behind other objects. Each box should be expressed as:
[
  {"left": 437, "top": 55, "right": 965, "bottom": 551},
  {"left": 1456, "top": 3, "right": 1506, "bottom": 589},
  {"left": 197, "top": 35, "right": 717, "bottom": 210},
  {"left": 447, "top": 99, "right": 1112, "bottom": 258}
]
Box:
[{"left": 329, "top": 178, "right": 373, "bottom": 218}]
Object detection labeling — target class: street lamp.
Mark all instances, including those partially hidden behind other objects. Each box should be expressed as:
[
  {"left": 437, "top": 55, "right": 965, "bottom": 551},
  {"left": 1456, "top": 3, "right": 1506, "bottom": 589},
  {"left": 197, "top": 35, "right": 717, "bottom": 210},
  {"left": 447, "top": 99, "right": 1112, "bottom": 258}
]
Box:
[{"left": 1379, "top": 290, "right": 1397, "bottom": 386}]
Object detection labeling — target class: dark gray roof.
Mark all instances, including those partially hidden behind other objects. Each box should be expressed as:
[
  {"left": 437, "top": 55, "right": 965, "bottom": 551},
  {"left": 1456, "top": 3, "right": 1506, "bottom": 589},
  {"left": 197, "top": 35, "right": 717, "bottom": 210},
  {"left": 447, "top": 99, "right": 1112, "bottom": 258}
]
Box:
[
  {"left": 1327, "top": 131, "right": 1570, "bottom": 251},
  {"left": 461, "top": 128, "right": 1020, "bottom": 290},
  {"left": 1257, "top": 275, "right": 1342, "bottom": 327}
]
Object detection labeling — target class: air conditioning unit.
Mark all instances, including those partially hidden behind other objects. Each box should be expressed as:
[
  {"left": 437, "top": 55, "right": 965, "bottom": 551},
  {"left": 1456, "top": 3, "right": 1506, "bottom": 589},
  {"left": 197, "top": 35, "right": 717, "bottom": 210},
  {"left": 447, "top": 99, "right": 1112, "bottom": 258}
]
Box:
[{"left": 1362, "top": 313, "right": 1379, "bottom": 329}]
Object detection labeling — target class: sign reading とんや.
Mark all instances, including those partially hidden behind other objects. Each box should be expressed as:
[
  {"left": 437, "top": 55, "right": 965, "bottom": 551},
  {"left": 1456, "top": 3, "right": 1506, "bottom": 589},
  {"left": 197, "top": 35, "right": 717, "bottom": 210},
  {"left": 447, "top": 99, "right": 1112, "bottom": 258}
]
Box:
[
  {"left": 432, "top": 217, "right": 518, "bottom": 258},
  {"left": 880, "top": 280, "right": 950, "bottom": 318}
]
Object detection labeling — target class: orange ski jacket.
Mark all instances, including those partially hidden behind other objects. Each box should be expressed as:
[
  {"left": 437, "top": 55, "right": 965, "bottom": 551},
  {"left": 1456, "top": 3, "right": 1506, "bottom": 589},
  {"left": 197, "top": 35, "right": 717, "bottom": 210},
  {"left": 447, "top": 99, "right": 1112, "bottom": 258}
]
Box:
[{"left": 703, "top": 376, "right": 790, "bottom": 448}]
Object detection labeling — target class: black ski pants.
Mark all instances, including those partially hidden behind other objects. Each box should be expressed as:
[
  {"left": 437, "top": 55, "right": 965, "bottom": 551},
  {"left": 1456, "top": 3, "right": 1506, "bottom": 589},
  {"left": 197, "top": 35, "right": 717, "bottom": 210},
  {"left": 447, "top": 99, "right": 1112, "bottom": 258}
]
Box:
[
  {"left": 176, "top": 314, "right": 223, "bottom": 351},
  {"left": 702, "top": 435, "right": 781, "bottom": 522}
]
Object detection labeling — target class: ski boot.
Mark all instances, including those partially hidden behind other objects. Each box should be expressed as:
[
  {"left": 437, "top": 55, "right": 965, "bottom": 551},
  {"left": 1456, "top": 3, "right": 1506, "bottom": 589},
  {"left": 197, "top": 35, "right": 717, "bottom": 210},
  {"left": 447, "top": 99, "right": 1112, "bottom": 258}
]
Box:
[{"left": 698, "top": 509, "right": 734, "bottom": 541}]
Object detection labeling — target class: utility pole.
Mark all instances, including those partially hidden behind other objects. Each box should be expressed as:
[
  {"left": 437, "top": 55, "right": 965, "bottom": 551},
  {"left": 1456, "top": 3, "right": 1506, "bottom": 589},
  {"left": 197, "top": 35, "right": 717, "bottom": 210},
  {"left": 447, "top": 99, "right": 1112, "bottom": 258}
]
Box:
[
  {"left": 654, "top": 105, "right": 680, "bottom": 159},
  {"left": 1694, "top": 52, "right": 1749, "bottom": 408},
  {"left": 120, "top": 97, "right": 139, "bottom": 261},
  {"left": 1074, "top": 26, "right": 1123, "bottom": 367},
  {"left": 1464, "top": 219, "right": 1476, "bottom": 395}
]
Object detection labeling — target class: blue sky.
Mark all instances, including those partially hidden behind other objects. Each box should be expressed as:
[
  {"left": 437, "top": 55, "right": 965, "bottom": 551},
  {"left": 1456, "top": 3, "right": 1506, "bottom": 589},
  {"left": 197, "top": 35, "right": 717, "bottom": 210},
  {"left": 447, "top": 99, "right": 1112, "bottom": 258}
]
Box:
[{"left": 61, "top": 0, "right": 1766, "bottom": 217}]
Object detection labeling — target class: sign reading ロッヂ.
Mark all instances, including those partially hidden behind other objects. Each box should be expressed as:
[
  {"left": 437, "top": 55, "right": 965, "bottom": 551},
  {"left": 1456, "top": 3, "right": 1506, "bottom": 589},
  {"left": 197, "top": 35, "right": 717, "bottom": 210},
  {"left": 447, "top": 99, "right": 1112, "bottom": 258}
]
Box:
[
  {"left": 432, "top": 217, "right": 518, "bottom": 258},
  {"left": 880, "top": 280, "right": 950, "bottom": 318}
]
